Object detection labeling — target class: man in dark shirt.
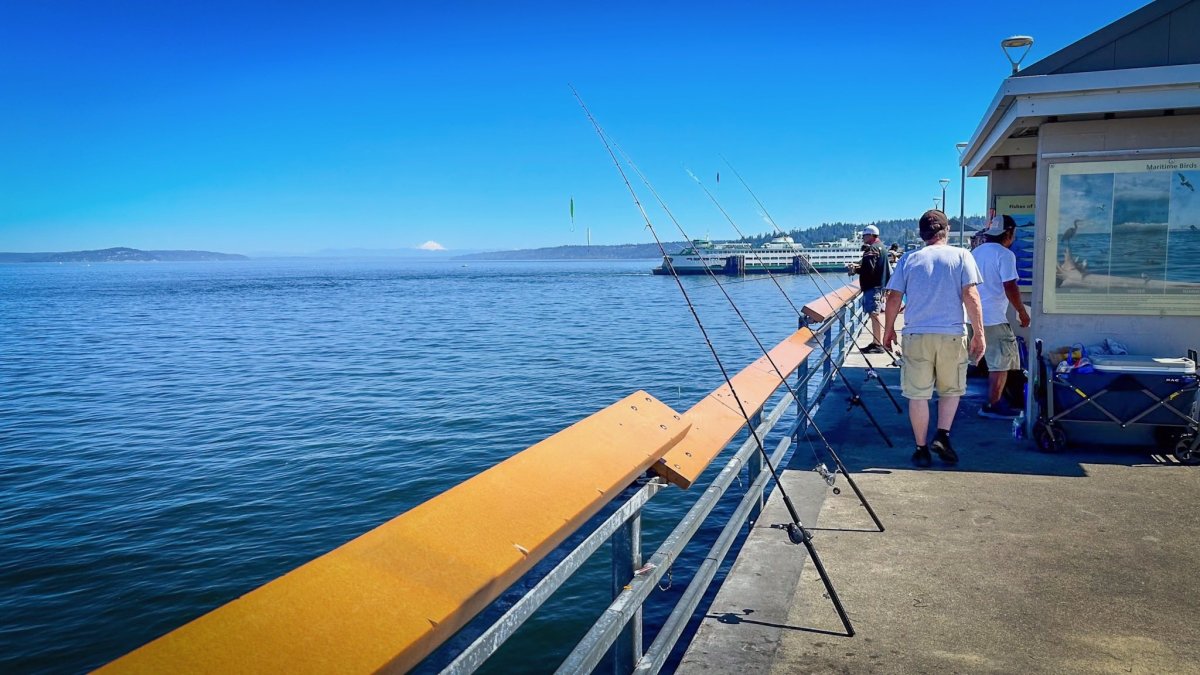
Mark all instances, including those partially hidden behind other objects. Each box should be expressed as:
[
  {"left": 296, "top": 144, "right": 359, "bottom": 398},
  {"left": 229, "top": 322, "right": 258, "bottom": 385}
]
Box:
[{"left": 846, "top": 225, "right": 889, "bottom": 353}]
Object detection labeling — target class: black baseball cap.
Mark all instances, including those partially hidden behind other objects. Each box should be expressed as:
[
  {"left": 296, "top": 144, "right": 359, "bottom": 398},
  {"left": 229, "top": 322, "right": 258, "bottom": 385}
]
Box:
[{"left": 919, "top": 210, "right": 950, "bottom": 240}]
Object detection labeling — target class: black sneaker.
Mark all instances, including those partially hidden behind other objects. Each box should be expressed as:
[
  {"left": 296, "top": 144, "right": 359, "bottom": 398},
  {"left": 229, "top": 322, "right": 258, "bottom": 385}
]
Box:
[
  {"left": 978, "top": 401, "right": 1020, "bottom": 419},
  {"left": 931, "top": 431, "right": 958, "bottom": 464},
  {"left": 911, "top": 445, "right": 932, "bottom": 467},
  {"left": 862, "top": 343, "right": 886, "bottom": 354}
]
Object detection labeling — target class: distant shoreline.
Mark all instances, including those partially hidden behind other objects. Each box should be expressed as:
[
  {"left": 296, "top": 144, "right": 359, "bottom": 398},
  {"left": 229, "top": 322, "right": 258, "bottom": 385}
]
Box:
[
  {"left": 0, "top": 247, "right": 246, "bottom": 263},
  {"left": 453, "top": 242, "right": 677, "bottom": 261},
  {"left": 5, "top": 216, "right": 989, "bottom": 264}
]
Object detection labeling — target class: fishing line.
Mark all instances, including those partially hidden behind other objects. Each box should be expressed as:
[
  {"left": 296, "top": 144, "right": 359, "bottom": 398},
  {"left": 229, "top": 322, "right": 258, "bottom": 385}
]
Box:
[
  {"left": 627, "top": 159, "right": 823, "bottom": 452},
  {"left": 617, "top": 148, "right": 883, "bottom": 532},
  {"left": 693, "top": 274, "right": 799, "bottom": 291},
  {"left": 570, "top": 85, "right": 854, "bottom": 636},
  {"left": 687, "top": 167, "right": 899, "bottom": 443},
  {"left": 720, "top": 156, "right": 904, "bottom": 409},
  {"left": 683, "top": 168, "right": 893, "bottom": 533},
  {"left": 615, "top": 144, "right": 852, "bottom": 501}
]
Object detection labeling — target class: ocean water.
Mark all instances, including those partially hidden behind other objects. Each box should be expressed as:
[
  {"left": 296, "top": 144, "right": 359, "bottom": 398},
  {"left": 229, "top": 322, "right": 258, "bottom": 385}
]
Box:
[
  {"left": 0, "top": 259, "right": 831, "bottom": 673},
  {"left": 1058, "top": 229, "right": 1200, "bottom": 286}
]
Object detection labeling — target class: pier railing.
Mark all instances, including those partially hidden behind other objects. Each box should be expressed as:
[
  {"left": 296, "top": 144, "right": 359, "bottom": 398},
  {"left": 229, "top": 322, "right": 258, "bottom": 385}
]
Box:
[{"left": 101, "top": 283, "right": 864, "bottom": 675}]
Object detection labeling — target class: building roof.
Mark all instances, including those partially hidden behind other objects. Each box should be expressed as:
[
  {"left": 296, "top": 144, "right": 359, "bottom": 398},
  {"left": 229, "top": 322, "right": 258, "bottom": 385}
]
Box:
[
  {"left": 1018, "top": 0, "right": 1200, "bottom": 76},
  {"left": 958, "top": 0, "right": 1200, "bottom": 177}
]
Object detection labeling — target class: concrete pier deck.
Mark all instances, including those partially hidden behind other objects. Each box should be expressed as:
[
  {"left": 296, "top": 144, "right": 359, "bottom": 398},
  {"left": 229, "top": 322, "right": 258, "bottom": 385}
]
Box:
[{"left": 680, "top": 330, "right": 1200, "bottom": 674}]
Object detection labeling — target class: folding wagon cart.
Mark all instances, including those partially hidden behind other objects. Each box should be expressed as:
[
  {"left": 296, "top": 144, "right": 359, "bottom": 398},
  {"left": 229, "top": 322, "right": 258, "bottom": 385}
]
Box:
[{"left": 1032, "top": 340, "right": 1200, "bottom": 464}]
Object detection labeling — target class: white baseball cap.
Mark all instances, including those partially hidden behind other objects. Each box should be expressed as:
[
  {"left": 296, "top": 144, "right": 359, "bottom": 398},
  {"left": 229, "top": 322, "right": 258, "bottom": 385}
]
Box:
[
  {"left": 981, "top": 215, "right": 1015, "bottom": 236},
  {"left": 862, "top": 225, "right": 880, "bottom": 236}
]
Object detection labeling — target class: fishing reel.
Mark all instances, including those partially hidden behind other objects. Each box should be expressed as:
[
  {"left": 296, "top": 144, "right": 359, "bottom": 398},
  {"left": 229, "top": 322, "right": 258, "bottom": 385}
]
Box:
[
  {"left": 786, "top": 522, "right": 812, "bottom": 545},
  {"left": 814, "top": 463, "right": 840, "bottom": 495},
  {"left": 846, "top": 393, "right": 868, "bottom": 414}
]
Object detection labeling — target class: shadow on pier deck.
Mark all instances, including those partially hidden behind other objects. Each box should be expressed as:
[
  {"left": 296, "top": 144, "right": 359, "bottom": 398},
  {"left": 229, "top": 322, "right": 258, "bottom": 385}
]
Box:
[{"left": 680, "top": 328, "right": 1200, "bottom": 674}]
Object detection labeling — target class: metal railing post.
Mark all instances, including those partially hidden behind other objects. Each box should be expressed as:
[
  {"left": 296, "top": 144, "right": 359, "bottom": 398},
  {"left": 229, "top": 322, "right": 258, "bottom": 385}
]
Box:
[
  {"left": 747, "top": 411, "right": 763, "bottom": 523},
  {"left": 822, "top": 329, "right": 833, "bottom": 384},
  {"left": 610, "top": 513, "right": 643, "bottom": 674},
  {"left": 796, "top": 314, "right": 811, "bottom": 443},
  {"left": 850, "top": 300, "right": 860, "bottom": 354},
  {"left": 796, "top": 357, "right": 810, "bottom": 440},
  {"left": 840, "top": 308, "right": 848, "bottom": 360}
]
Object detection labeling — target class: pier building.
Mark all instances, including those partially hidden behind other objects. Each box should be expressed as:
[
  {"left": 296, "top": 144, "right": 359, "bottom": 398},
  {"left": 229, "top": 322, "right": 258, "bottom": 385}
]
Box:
[{"left": 959, "top": 0, "right": 1200, "bottom": 443}]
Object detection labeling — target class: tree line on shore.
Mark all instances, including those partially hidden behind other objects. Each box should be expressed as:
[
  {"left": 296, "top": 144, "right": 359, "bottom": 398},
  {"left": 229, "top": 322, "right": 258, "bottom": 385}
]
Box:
[{"left": 456, "top": 216, "right": 988, "bottom": 260}]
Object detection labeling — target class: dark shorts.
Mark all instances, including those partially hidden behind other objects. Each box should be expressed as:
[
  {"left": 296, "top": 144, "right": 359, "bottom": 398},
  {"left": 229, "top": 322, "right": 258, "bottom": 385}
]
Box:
[{"left": 862, "top": 288, "right": 884, "bottom": 314}]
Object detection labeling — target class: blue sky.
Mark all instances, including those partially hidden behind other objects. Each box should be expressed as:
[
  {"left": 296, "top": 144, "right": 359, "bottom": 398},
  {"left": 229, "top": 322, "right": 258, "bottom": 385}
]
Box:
[{"left": 0, "top": 1, "right": 1148, "bottom": 254}]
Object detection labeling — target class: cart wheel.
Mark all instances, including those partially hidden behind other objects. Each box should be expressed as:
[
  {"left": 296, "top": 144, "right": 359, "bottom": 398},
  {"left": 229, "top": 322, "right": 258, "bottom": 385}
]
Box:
[
  {"left": 1034, "top": 421, "right": 1067, "bottom": 453},
  {"left": 1173, "top": 435, "right": 1200, "bottom": 465}
]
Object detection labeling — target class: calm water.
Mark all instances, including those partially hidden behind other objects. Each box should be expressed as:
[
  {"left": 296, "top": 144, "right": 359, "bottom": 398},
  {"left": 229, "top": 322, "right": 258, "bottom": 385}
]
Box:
[
  {"left": 0, "top": 259, "right": 828, "bottom": 673},
  {"left": 1060, "top": 230, "right": 1200, "bottom": 285}
]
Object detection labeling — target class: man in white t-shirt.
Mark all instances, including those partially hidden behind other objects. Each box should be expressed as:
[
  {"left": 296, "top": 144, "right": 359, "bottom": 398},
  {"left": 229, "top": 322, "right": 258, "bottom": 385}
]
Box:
[
  {"left": 883, "top": 210, "right": 985, "bottom": 468},
  {"left": 971, "top": 215, "right": 1031, "bottom": 419}
]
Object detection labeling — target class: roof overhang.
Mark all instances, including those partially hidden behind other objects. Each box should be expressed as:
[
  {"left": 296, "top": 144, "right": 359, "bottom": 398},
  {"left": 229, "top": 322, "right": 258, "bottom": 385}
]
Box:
[{"left": 960, "top": 63, "right": 1200, "bottom": 177}]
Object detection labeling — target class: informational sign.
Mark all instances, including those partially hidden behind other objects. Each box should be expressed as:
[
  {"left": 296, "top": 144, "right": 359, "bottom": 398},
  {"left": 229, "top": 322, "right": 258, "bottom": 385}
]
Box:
[
  {"left": 1043, "top": 157, "right": 1200, "bottom": 315},
  {"left": 995, "top": 195, "right": 1036, "bottom": 287}
]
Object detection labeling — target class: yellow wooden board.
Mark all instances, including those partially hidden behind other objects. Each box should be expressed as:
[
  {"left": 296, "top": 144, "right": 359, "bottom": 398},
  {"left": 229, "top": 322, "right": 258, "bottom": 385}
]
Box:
[
  {"left": 652, "top": 328, "right": 815, "bottom": 488},
  {"left": 100, "top": 391, "right": 689, "bottom": 675},
  {"left": 802, "top": 281, "right": 860, "bottom": 323},
  {"left": 653, "top": 282, "right": 862, "bottom": 489}
]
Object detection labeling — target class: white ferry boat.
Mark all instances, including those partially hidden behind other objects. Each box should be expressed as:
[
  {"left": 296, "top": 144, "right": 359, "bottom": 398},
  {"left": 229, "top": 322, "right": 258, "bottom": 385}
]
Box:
[
  {"left": 803, "top": 236, "right": 870, "bottom": 271},
  {"left": 653, "top": 234, "right": 866, "bottom": 275}
]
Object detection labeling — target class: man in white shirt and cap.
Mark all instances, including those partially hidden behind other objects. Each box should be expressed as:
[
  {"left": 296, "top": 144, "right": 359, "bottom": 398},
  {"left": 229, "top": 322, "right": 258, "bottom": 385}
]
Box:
[{"left": 971, "top": 215, "right": 1031, "bottom": 419}]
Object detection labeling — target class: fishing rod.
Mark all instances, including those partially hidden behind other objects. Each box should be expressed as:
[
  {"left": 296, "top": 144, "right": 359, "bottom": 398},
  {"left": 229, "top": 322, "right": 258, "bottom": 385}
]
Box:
[
  {"left": 686, "top": 168, "right": 900, "bottom": 441},
  {"left": 680, "top": 168, "right": 888, "bottom": 530},
  {"left": 570, "top": 86, "right": 855, "bottom": 636},
  {"left": 720, "top": 156, "right": 904, "bottom": 410},
  {"left": 617, "top": 155, "right": 886, "bottom": 532}
]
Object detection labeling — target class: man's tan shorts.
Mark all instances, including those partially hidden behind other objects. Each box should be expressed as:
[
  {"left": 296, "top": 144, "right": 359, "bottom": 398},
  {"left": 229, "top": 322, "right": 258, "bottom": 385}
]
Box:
[
  {"left": 900, "top": 333, "right": 968, "bottom": 400},
  {"left": 983, "top": 323, "right": 1020, "bottom": 371}
]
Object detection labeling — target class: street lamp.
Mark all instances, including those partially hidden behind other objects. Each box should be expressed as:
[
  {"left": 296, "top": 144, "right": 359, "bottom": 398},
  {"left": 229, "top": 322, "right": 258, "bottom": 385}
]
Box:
[
  {"left": 933, "top": 197, "right": 942, "bottom": 210},
  {"left": 938, "top": 178, "right": 950, "bottom": 241},
  {"left": 1001, "top": 35, "right": 1035, "bottom": 75},
  {"left": 956, "top": 142, "right": 968, "bottom": 247}
]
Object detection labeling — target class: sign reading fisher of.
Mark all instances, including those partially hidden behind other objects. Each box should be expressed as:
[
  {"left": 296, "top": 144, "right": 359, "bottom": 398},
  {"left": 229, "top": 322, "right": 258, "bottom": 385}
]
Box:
[{"left": 995, "top": 195, "right": 1035, "bottom": 289}]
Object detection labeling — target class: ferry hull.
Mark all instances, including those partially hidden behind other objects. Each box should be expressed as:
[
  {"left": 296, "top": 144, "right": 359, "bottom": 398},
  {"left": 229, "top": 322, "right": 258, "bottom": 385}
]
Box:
[
  {"left": 653, "top": 233, "right": 866, "bottom": 276},
  {"left": 651, "top": 264, "right": 846, "bottom": 275}
]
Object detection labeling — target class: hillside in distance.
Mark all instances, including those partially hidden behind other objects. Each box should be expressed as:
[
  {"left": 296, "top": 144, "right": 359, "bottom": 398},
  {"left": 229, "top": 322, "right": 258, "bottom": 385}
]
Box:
[
  {"left": 740, "top": 216, "right": 988, "bottom": 248},
  {"left": 0, "top": 247, "right": 248, "bottom": 263},
  {"left": 454, "top": 242, "right": 684, "bottom": 261},
  {"left": 457, "top": 216, "right": 989, "bottom": 260}
]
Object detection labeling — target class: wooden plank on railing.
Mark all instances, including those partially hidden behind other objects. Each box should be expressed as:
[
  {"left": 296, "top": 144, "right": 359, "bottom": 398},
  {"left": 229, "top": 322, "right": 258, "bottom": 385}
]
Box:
[
  {"left": 801, "top": 281, "right": 860, "bottom": 323},
  {"left": 100, "top": 391, "right": 690, "bottom": 675},
  {"left": 652, "top": 328, "right": 814, "bottom": 489}
]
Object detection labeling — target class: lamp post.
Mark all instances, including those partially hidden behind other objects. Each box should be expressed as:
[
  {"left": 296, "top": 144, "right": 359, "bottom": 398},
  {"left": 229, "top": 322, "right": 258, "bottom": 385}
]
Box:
[
  {"left": 933, "top": 197, "right": 941, "bottom": 210},
  {"left": 1001, "top": 35, "right": 1035, "bottom": 75},
  {"left": 956, "top": 142, "right": 968, "bottom": 247},
  {"left": 936, "top": 178, "right": 945, "bottom": 241}
]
